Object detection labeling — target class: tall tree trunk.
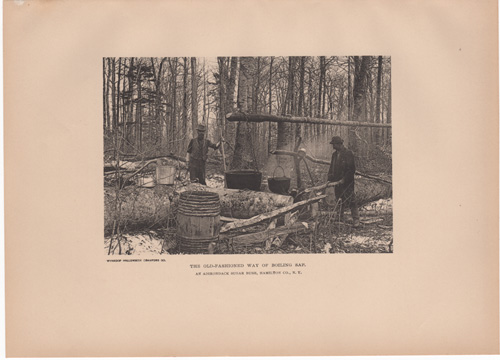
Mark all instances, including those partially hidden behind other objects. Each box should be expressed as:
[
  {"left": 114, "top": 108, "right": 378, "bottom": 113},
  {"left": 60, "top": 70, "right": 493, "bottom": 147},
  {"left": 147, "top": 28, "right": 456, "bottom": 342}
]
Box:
[
  {"left": 190, "top": 57, "right": 198, "bottom": 138},
  {"left": 375, "top": 55, "right": 383, "bottom": 144},
  {"left": 225, "top": 57, "right": 238, "bottom": 146},
  {"left": 293, "top": 57, "right": 306, "bottom": 189},
  {"left": 116, "top": 58, "right": 122, "bottom": 133},
  {"left": 103, "top": 59, "right": 108, "bottom": 131},
  {"left": 254, "top": 58, "right": 264, "bottom": 163},
  {"left": 182, "top": 58, "right": 189, "bottom": 145},
  {"left": 135, "top": 61, "right": 143, "bottom": 154},
  {"left": 349, "top": 56, "right": 370, "bottom": 153},
  {"left": 203, "top": 59, "right": 207, "bottom": 124},
  {"left": 231, "top": 57, "right": 255, "bottom": 170},
  {"left": 296, "top": 57, "right": 305, "bottom": 134},
  {"left": 386, "top": 79, "right": 392, "bottom": 145},
  {"left": 218, "top": 57, "right": 227, "bottom": 141},
  {"left": 318, "top": 56, "right": 325, "bottom": 117},
  {"left": 111, "top": 58, "right": 116, "bottom": 131},
  {"left": 307, "top": 65, "right": 313, "bottom": 140},
  {"left": 121, "top": 58, "right": 128, "bottom": 150},
  {"left": 321, "top": 57, "right": 327, "bottom": 117},
  {"left": 253, "top": 57, "right": 261, "bottom": 113},
  {"left": 127, "top": 58, "right": 135, "bottom": 153},
  {"left": 337, "top": 79, "right": 344, "bottom": 120},
  {"left": 276, "top": 57, "right": 294, "bottom": 177},
  {"left": 227, "top": 57, "right": 238, "bottom": 109},
  {"left": 268, "top": 57, "right": 274, "bottom": 153},
  {"left": 169, "top": 58, "right": 178, "bottom": 153},
  {"left": 347, "top": 56, "right": 352, "bottom": 120},
  {"left": 151, "top": 57, "right": 166, "bottom": 153},
  {"left": 110, "top": 58, "right": 118, "bottom": 160}
]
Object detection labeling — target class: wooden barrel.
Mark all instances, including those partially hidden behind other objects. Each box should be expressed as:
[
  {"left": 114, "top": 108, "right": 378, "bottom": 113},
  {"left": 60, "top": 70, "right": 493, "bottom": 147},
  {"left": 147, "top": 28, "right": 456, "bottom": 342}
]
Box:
[{"left": 177, "top": 191, "right": 221, "bottom": 254}]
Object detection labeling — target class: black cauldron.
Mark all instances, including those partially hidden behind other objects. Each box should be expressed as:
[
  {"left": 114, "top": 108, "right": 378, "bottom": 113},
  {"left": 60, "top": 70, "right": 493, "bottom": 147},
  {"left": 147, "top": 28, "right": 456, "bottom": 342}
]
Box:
[
  {"left": 225, "top": 170, "right": 262, "bottom": 191},
  {"left": 267, "top": 166, "right": 291, "bottom": 195}
]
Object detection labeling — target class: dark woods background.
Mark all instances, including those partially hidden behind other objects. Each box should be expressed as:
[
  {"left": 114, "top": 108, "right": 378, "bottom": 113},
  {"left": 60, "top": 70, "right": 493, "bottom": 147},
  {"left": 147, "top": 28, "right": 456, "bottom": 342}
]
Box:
[{"left": 103, "top": 56, "right": 392, "bottom": 177}]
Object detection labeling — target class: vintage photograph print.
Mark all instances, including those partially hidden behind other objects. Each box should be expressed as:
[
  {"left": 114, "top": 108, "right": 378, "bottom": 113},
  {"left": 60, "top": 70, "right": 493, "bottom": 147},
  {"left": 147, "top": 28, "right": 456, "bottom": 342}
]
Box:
[{"left": 104, "top": 56, "right": 392, "bottom": 255}]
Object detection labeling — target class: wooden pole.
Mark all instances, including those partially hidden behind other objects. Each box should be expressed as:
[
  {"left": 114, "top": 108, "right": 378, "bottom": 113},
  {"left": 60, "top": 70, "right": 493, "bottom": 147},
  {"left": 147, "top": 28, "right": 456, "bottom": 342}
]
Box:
[
  {"left": 294, "top": 136, "right": 303, "bottom": 189},
  {"left": 270, "top": 149, "right": 392, "bottom": 185},
  {"left": 219, "top": 128, "right": 227, "bottom": 187},
  {"left": 226, "top": 112, "right": 392, "bottom": 128}
]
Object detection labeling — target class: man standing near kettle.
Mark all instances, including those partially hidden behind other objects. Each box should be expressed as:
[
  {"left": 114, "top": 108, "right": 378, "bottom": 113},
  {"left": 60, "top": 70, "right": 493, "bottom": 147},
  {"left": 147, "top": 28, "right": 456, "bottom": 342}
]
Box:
[
  {"left": 327, "top": 136, "right": 360, "bottom": 227},
  {"left": 187, "top": 124, "right": 220, "bottom": 185}
]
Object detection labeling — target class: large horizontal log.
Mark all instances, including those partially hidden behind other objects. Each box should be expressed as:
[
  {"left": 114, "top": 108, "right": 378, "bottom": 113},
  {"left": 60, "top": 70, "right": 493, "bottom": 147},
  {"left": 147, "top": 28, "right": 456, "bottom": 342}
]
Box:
[
  {"left": 226, "top": 112, "right": 392, "bottom": 128},
  {"left": 105, "top": 155, "right": 187, "bottom": 170},
  {"left": 104, "top": 186, "right": 173, "bottom": 236},
  {"left": 104, "top": 179, "right": 391, "bottom": 235},
  {"left": 355, "top": 177, "right": 392, "bottom": 204},
  {"left": 297, "top": 179, "right": 391, "bottom": 206},
  {"left": 104, "top": 184, "right": 293, "bottom": 235}
]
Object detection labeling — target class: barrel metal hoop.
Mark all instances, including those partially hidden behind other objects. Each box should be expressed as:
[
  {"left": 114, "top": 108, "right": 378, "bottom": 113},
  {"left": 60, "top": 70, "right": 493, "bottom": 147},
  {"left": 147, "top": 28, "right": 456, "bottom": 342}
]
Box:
[{"left": 178, "top": 210, "right": 220, "bottom": 217}]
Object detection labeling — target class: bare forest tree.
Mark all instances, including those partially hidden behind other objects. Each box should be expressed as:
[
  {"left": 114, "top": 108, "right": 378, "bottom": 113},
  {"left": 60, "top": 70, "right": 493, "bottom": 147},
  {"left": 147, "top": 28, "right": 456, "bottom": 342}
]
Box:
[
  {"left": 231, "top": 56, "right": 257, "bottom": 170},
  {"left": 191, "top": 57, "right": 198, "bottom": 137}
]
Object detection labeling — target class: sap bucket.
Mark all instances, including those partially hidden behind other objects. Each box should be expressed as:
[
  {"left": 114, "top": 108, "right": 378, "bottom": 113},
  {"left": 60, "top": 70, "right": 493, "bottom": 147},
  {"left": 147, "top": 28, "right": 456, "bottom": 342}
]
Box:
[{"left": 156, "top": 165, "right": 176, "bottom": 185}]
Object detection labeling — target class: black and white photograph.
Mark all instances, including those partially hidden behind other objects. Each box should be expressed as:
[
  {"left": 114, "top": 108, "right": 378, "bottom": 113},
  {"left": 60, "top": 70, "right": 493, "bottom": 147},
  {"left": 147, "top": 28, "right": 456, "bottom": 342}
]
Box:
[
  {"left": 6, "top": 0, "right": 499, "bottom": 356},
  {"left": 104, "top": 56, "right": 393, "bottom": 255}
]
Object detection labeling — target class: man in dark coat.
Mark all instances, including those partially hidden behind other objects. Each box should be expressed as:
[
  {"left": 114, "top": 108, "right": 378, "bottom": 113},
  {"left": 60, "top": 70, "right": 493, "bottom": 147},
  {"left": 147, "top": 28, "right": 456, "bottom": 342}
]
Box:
[
  {"left": 327, "top": 136, "right": 360, "bottom": 227},
  {"left": 187, "top": 124, "right": 220, "bottom": 185}
]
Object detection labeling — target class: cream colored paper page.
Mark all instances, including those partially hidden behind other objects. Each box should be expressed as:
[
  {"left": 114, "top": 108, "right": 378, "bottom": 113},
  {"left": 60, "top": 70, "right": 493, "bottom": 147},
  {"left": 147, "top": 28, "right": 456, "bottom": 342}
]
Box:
[{"left": 4, "top": 0, "right": 499, "bottom": 357}]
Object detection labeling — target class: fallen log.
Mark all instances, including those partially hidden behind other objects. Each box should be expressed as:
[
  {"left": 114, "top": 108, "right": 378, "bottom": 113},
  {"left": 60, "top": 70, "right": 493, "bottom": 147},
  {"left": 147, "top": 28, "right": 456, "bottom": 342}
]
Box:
[
  {"left": 220, "top": 195, "right": 326, "bottom": 233},
  {"left": 226, "top": 112, "right": 392, "bottom": 128},
  {"left": 104, "top": 177, "right": 390, "bottom": 235},
  {"left": 104, "top": 184, "right": 293, "bottom": 235},
  {"left": 297, "top": 179, "right": 391, "bottom": 206},
  {"left": 105, "top": 155, "right": 187, "bottom": 171},
  {"left": 104, "top": 186, "right": 173, "bottom": 236},
  {"left": 354, "top": 178, "right": 392, "bottom": 205}
]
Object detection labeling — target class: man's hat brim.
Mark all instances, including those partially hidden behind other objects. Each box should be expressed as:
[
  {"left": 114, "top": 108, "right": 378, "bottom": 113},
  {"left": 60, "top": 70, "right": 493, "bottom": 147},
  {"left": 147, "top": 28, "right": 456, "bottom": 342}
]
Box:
[{"left": 330, "top": 136, "right": 343, "bottom": 144}]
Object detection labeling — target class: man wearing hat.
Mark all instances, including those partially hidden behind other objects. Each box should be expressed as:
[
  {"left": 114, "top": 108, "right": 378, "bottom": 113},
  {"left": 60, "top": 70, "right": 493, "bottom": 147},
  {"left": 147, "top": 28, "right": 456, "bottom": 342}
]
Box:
[
  {"left": 187, "top": 124, "right": 220, "bottom": 185},
  {"left": 327, "top": 136, "right": 360, "bottom": 227}
]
